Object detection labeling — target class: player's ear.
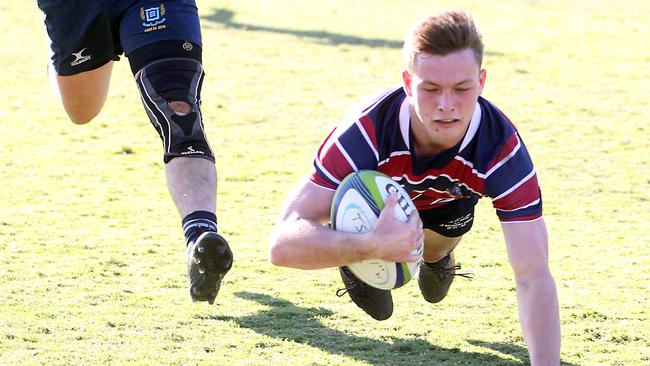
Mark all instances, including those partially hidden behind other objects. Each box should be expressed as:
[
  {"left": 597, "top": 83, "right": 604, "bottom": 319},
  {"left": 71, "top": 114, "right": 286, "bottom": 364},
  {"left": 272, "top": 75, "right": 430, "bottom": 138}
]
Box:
[
  {"left": 478, "top": 68, "right": 486, "bottom": 95},
  {"left": 402, "top": 70, "right": 413, "bottom": 96}
]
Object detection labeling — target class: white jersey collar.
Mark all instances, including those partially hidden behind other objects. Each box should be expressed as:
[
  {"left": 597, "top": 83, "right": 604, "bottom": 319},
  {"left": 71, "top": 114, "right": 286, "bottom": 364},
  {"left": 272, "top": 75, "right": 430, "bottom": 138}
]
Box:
[{"left": 459, "top": 101, "right": 482, "bottom": 152}]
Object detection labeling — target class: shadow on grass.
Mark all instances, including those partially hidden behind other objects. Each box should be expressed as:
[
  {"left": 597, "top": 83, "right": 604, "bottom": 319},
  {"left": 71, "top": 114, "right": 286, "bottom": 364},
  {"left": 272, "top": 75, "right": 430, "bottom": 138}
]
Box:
[
  {"left": 205, "top": 291, "right": 575, "bottom": 365},
  {"left": 201, "top": 8, "right": 403, "bottom": 48},
  {"left": 202, "top": 8, "right": 505, "bottom": 58},
  {"left": 466, "top": 340, "right": 581, "bottom": 366}
]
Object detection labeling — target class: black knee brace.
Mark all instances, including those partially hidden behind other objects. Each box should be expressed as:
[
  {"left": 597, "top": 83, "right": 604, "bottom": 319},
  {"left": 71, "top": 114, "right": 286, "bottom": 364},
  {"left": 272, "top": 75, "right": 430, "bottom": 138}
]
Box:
[{"left": 135, "top": 56, "right": 214, "bottom": 163}]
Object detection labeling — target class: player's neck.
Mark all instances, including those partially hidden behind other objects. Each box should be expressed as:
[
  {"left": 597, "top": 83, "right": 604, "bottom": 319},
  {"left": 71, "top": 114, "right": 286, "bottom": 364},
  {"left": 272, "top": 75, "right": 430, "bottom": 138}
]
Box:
[
  {"left": 410, "top": 118, "right": 465, "bottom": 158},
  {"left": 413, "top": 140, "right": 448, "bottom": 157}
]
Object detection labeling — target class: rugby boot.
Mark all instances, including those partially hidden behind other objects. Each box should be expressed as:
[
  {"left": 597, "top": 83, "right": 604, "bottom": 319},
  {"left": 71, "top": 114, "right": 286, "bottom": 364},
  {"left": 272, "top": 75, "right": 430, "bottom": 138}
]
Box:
[
  {"left": 336, "top": 266, "right": 393, "bottom": 320},
  {"left": 187, "top": 231, "right": 233, "bottom": 304},
  {"left": 418, "top": 252, "right": 473, "bottom": 303}
]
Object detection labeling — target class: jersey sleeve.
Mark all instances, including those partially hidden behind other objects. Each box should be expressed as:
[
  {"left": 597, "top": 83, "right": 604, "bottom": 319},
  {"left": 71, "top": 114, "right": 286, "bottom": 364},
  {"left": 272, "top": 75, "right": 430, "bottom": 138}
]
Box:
[
  {"left": 484, "top": 132, "right": 543, "bottom": 222},
  {"left": 310, "top": 116, "right": 379, "bottom": 190}
]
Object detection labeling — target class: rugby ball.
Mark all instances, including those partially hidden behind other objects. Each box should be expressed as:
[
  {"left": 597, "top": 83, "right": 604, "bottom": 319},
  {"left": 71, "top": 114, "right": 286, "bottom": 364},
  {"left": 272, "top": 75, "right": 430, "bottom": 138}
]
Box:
[{"left": 330, "top": 170, "right": 423, "bottom": 290}]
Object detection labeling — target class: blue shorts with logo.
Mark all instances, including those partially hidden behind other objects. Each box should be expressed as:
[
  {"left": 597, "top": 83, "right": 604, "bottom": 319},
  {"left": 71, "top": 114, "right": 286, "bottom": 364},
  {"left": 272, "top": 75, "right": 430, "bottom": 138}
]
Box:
[{"left": 37, "top": 0, "right": 202, "bottom": 76}]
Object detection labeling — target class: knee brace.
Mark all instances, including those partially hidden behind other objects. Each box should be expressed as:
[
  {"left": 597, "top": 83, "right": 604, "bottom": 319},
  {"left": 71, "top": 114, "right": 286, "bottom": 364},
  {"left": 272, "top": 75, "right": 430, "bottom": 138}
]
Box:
[{"left": 135, "top": 57, "right": 214, "bottom": 163}]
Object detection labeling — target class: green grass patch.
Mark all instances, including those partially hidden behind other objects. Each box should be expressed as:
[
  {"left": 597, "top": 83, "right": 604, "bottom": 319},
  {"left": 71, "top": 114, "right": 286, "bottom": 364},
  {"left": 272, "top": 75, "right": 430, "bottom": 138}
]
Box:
[{"left": 1, "top": 1, "right": 648, "bottom": 365}]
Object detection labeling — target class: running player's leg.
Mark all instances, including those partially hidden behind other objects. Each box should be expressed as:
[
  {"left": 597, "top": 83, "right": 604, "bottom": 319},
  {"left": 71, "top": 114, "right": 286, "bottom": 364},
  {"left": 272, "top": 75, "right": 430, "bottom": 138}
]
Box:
[
  {"left": 55, "top": 62, "right": 114, "bottom": 124},
  {"left": 121, "top": 1, "right": 231, "bottom": 304},
  {"left": 38, "top": 0, "right": 121, "bottom": 124}
]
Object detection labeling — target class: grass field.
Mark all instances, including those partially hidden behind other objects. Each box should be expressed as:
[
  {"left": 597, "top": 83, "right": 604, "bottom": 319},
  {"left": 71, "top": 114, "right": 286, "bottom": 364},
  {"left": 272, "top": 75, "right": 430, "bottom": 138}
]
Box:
[{"left": 1, "top": 1, "right": 649, "bottom": 365}]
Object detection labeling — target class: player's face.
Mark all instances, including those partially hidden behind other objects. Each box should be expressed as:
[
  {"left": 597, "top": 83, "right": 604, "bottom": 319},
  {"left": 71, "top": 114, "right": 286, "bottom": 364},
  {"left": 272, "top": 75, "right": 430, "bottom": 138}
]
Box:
[{"left": 402, "top": 48, "right": 486, "bottom": 156}]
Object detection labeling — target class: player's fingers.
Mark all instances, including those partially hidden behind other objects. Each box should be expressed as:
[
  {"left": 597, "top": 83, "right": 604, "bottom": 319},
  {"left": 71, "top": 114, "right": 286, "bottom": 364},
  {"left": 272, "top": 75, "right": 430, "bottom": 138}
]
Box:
[
  {"left": 407, "top": 209, "right": 422, "bottom": 229},
  {"left": 384, "top": 192, "right": 397, "bottom": 209},
  {"left": 416, "top": 229, "right": 424, "bottom": 247},
  {"left": 379, "top": 193, "right": 398, "bottom": 219},
  {"left": 404, "top": 248, "right": 421, "bottom": 262}
]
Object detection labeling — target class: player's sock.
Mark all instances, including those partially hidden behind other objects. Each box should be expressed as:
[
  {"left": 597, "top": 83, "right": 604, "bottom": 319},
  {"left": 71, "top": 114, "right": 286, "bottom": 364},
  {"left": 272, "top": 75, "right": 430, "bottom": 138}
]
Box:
[{"left": 182, "top": 211, "right": 217, "bottom": 247}]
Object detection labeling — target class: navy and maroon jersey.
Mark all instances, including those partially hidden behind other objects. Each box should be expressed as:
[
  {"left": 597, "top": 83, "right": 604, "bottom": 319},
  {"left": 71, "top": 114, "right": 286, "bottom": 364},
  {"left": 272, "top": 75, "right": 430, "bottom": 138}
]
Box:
[{"left": 310, "top": 86, "right": 542, "bottom": 223}]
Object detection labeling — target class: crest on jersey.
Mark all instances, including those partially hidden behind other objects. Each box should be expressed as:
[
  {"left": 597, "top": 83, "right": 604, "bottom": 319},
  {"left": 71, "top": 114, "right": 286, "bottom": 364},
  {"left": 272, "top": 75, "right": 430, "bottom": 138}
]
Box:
[{"left": 140, "top": 4, "right": 167, "bottom": 32}]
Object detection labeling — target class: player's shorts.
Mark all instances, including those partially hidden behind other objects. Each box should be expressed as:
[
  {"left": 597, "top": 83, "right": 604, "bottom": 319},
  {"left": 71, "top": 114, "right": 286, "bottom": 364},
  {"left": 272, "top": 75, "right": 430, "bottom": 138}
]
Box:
[
  {"left": 37, "top": 0, "right": 202, "bottom": 76},
  {"left": 418, "top": 197, "right": 479, "bottom": 238}
]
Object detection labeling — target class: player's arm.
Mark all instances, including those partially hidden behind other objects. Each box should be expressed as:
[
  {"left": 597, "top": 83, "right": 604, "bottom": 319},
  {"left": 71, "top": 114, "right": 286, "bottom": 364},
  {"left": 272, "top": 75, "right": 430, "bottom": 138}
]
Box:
[
  {"left": 269, "top": 176, "right": 422, "bottom": 270},
  {"left": 502, "top": 217, "right": 560, "bottom": 365}
]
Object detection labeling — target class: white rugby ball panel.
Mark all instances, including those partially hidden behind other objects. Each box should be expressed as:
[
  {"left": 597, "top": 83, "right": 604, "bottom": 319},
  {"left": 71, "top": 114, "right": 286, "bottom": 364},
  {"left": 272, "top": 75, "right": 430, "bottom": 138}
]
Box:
[
  {"left": 334, "top": 189, "right": 377, "bottom": 234},
  {"left": 348, "top": 259, "right": 397, "bottom": 289},
  {"left": 373, "top": 175, "right": 416, "bottom": 222},
  {"left": 331, "top": 170, "right": 422, "bottom": 289}
]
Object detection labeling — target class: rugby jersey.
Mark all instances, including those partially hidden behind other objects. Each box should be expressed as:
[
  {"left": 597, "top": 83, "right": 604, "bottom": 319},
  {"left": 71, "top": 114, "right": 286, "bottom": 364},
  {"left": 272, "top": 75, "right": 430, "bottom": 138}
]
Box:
[{"left": 310, "top": 86, "right": 542, "bottom": 222}]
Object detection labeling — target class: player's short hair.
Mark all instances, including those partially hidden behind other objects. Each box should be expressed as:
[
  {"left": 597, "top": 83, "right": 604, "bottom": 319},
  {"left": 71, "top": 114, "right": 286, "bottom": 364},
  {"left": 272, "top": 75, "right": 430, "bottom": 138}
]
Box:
[{"left": 403, "top": 10, "right": 484, "bottom": 72}]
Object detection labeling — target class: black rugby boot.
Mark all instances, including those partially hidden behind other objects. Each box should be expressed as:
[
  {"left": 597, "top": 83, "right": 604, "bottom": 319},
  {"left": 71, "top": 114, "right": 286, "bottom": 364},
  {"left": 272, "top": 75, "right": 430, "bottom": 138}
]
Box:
[
  {"left": 418, "top": 252, "right": 473, "bottom": 303},
  {"left": 187, "top": 232, "right": 233, "bottom": 304},
  {"left": 336, "top": 266, "right": 393, "bottom": 320}
]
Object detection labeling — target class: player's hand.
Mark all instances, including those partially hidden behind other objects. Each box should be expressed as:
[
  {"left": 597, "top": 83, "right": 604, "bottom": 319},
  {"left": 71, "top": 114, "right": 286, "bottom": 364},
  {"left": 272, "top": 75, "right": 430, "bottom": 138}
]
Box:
[{"left": 368, "top": 193, "right": 423, "bottom": 262}]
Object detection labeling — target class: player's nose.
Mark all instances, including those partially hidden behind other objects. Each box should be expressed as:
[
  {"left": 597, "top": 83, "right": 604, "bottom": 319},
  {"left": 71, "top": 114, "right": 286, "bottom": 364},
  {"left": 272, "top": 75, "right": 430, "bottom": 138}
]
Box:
[{"left": 436, "top": 91, "right": 455, "bottom": 113}]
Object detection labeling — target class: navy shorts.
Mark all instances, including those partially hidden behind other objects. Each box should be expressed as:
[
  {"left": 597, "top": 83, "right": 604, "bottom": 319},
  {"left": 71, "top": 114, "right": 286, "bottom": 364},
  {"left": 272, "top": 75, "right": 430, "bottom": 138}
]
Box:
[
  {"left": 418, "top": 197, "right": 479, "bottom": 238},
  {"left": 37, "top": 0, "right": 202, "bottom": 76}
]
